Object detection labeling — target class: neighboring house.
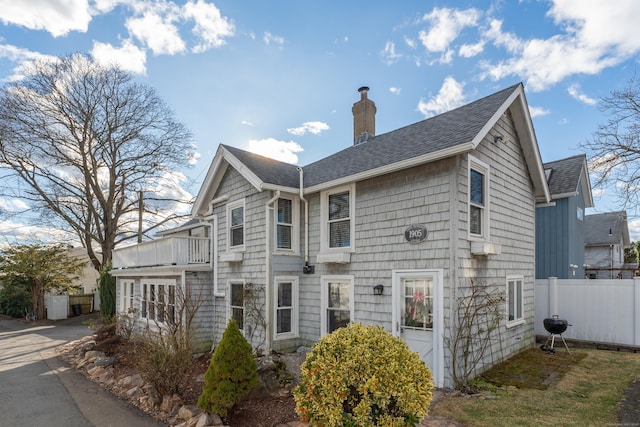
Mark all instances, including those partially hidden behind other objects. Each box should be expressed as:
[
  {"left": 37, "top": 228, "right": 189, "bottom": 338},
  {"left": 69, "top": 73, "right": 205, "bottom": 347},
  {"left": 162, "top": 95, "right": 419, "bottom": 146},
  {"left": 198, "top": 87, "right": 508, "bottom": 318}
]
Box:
[
  {"left": 584, "top": 211, "right": 634, "bottom": 279},
  {"left": 111, "top": 83, "right": 551, "bottom": 388},
  {"left": 535, "top": 155, "right": 594, "bottom": 279},
  {"left": 68, "top": 247, "right": 100, "bottom": 294}
]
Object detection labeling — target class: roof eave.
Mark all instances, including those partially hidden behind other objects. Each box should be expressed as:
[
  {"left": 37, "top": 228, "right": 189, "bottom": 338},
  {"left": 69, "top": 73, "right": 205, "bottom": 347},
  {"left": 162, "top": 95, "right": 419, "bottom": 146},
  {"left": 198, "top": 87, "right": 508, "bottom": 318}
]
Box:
[
  {"left": 191, "top": 145, "right": 265, "bottom": 216},
  {"left": 304, "top": 143, "right": 474, "bottom": 193}
]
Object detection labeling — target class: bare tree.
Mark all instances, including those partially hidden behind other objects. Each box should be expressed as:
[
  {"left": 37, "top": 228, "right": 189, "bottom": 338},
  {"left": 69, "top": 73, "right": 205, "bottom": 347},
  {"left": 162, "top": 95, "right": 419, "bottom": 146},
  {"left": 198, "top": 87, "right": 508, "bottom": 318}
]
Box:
[
  {"left": 581, "top": 74, "right": 640, "bottom": 210},
  {"left": 0, "top": 54, "right": 195, "bottom": 271}
]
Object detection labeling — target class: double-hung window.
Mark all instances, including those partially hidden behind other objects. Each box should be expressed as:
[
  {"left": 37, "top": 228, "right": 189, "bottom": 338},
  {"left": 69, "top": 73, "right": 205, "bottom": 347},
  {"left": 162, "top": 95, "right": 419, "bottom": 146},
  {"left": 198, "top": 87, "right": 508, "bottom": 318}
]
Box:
[
  {"left": 229, "top": 281, "right": 245, "bottom": 331},
  {"left": 319, "top": 185, "right": 355, "bottom": 257},
  {"left": 506, "top": 275, "right": 524, "bottom": 327},
  {"left": 274, "top": 277, "right": 299, "bottom": 339},
  {"left": 320, "top": 276, "right": 354, "bottom": 335},
  {"left": 469, "top": 157, "right": 489, "bottom": 239},
  {"left": 228, "top": 200, "right": 245, "bottom": 249},
  {"left": 276, "top": 198, "right": 293, "bottom": 250}
]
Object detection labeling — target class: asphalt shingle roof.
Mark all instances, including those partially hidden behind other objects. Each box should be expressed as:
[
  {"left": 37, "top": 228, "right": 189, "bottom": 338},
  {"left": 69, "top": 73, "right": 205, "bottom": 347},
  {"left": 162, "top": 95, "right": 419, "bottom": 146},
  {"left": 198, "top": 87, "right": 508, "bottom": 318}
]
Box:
[
  {"left": 222, "top": 145, "right": 301, "bottom": 188},
  {"left": 302, "top": 83, "right": 521, "bottom": 187},
  {"left": 584, "top": 211, "right": 629, "bottom": 246},
  {"left": 222, "top": 83, "right": 521, "bottom": 190},
  {"left": 543, "top": 154, "right": 586, "bottom": 196}
]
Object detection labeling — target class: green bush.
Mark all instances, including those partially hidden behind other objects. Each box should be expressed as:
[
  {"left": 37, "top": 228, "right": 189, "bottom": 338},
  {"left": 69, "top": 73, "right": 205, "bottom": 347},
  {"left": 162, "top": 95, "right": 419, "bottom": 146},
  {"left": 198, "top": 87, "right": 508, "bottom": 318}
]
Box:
[
  {"left": 197, "top": 318, "right": 259, "bottom": 419},
  {"left": 0, "top": 282, "right": 31, "bottom": 318},
  {"left": 98, "top": 267, "right": 116, "bottom": 322},
  {"left": 294, "top": 323, "right": 434, "bottom": 427}
]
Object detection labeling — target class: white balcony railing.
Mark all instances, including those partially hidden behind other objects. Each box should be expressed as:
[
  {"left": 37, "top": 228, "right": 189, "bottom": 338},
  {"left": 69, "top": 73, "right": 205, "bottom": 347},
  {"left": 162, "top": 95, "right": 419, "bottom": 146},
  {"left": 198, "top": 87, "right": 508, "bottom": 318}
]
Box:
[{"left": 112, "top": 236, "right": 211, "bottom": 269}]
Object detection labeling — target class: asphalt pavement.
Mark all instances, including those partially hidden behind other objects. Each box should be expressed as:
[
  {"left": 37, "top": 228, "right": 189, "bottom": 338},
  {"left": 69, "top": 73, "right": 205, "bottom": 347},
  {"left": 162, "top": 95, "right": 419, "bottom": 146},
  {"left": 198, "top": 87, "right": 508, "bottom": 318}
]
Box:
[{"left": 0, "top": 313, "right": 165, "bottom": 427}]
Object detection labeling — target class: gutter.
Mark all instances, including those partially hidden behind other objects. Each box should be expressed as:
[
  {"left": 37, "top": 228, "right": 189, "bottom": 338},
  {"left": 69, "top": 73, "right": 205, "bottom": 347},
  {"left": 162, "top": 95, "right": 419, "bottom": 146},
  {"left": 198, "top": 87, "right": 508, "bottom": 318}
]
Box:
[{"left": 297, "top": 167, "right": 310, "bottom": 270}]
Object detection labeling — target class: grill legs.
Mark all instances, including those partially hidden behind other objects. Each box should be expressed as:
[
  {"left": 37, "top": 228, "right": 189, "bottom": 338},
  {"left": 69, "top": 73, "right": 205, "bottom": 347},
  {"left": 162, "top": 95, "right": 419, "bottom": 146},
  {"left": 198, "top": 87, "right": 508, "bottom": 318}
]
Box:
[{"left": 541, "top": 333, "right": 571, "bottom": 354}]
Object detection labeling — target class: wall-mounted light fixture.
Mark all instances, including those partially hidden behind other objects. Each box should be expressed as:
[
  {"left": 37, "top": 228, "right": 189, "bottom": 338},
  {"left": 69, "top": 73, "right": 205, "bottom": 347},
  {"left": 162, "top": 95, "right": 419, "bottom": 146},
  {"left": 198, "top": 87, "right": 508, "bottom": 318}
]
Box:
[
  {"left": 373, "top": 283, "right": 384, "bottom": 296},
  {"left": 493, "top": 133, "right": 504, "bottom": 144}
]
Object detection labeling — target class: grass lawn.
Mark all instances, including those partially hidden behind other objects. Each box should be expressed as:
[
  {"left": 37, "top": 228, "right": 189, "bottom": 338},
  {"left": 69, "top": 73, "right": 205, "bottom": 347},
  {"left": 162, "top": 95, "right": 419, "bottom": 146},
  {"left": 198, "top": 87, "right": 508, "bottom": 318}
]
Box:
[{"left": 430, "top": 347, "right": 640, "bottom": 426}]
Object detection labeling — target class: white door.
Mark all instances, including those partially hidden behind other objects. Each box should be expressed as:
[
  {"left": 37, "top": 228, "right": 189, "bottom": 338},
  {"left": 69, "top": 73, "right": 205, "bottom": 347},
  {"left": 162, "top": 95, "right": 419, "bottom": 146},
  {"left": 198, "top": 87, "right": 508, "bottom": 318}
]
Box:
[{"left": 393, "top": 270, "right": 444, "bottom": 388}]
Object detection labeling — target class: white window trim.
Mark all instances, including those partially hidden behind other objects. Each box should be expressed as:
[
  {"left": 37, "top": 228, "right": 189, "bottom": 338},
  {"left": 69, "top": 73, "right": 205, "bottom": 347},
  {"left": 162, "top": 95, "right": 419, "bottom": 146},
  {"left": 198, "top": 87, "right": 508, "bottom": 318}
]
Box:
[
  {"left": 320, "top": 275, "right": 355, "bottom": 336},
  {"left": 227, "top": 279, "right": 246, "bottom": 333},
  {"left": 506, "top": 275, "right": 525, "bottom": 328},
  {"left": 140, "top": 278, "right": 177, "bottom": 326},
  {"left": 119, "top": 279, "right": 135, "bottom": 314},
  {"left": 226, "top": 199, "right": 245, "bottom": 252},
  {"left": 273, "top": 276, "right": 299, "bottom": 340},
  {"left": 274, "top": 196, "right": 300, "bottom": 255},
  {"left": 319, "top": 184, "right": 356, "bottom": 258},
  {"left": 468, "top": 156, "right": 490, "bottom": 241}
]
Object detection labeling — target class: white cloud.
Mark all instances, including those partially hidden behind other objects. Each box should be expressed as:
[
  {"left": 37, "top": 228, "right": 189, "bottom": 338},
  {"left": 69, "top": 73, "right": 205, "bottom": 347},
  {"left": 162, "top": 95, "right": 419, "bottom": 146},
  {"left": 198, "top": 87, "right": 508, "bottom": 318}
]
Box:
[
  {"left": 263, "top": 32, "right": 285, "bottom": 47},
  {"left": 241, "top": 120, "right": 254, "bottom": 127},
  {"left": 381, "top": 41, "right": 402, "bottom": 65},
  {"left": 459, "top": 41, "right": 484, "bottom": 57},
  {"left": 567, "top": 83, "right": 597, "bottom": 105},
  {"left": 627, "top": 217, "right": 640, "bottom": 242},
  {"left": 287, "top": 121, "right": 330, "bottom": 136},
  {"left": 480, "top": 1, "right": 640, "bottom": 91},
  {"left": 389, "top": 87, "right": 401, "bottom": 95},
  {"left": 404, "top": 36, "right": 417, "bottom": 49},
  {"left": 0, "top": 44, "right": 55, "bottom": 81},
  {"left": 417, "top": 77, "right": 466, "bottom": 117},
  {"left": 247, "top": 138, "right": 303, "bottom": 164},
  {"left": 529, "top": 106, "right": 551, "bottom": 117},
  {"left": 91, "top": 40, "right": 147, "bottom": 74},
  {"left": 125, "top": 7, "right": 186, "bottom": 55},
  {"left": 0, "top": 198, "right": 29, "bottom": 212},
  {"left": 418, "top": 8, "right": 481, "bottom": 53},
  {"left": 0, "top": 0, "right": 92, "bottom": 37},
  {"left": 184, "top": 0, "right": 235, "bottom": 53}
]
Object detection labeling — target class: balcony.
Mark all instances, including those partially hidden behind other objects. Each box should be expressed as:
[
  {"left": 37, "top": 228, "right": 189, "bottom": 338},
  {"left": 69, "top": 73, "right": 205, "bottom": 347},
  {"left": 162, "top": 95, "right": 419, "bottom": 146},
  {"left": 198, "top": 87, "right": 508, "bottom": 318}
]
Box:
[{"left": 112, "top": 236, "right": 211, "bottom": 269}]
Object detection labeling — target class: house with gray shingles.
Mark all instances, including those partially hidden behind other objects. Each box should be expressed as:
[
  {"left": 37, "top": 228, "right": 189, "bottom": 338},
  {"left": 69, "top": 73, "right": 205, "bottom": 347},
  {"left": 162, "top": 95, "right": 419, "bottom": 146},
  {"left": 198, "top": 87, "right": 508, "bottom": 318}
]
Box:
[
  {"left": 535, "top": 155, "right": 594, "bottom": 279},
  {"left": 584, "top": 211, "right": 633, "bottom": 278},
  {"left": 111, "top": 83, "right": 551, "bottom": 388}
]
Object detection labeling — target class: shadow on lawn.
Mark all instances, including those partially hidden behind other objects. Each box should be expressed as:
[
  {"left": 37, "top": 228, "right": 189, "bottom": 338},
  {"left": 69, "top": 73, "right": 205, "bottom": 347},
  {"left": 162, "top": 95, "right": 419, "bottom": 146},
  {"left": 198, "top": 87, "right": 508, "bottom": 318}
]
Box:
[{"left": 478, "top": 348, "right": 587, "bottom": 390}]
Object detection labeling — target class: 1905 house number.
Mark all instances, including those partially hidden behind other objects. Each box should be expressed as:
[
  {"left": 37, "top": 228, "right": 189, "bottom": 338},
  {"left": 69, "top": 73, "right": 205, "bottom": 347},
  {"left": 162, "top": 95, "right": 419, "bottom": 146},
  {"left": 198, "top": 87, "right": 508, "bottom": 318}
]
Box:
[{"left": 404, "top": 224, "right": 428, "bottom": 243}]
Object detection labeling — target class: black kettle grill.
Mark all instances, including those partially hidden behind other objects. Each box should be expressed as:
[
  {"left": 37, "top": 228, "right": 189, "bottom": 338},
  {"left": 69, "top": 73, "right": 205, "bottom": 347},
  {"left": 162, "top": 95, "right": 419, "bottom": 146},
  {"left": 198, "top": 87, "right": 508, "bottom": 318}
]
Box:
[{"left": 540, "top": 315, "right": 571, "bottom": 354}]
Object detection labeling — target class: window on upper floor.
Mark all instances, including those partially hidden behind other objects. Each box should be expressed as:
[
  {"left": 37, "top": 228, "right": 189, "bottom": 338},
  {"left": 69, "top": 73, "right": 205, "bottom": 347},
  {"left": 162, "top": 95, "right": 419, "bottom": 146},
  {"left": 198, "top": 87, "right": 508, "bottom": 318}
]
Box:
[
  {"left": 276, "top": 196, "right": 304, "bottom": 253},
  {"left": 506, "top": 275, "right": 524, "bottom": 327},
  {"left": 469, "top": 156, "right": 490, "bottom": 240},
  {"left": 227, "top": 199, "right": 245, "bottom": 249},
  {"left": 320, "top": 185, "right": 355, "bottom": 253}
]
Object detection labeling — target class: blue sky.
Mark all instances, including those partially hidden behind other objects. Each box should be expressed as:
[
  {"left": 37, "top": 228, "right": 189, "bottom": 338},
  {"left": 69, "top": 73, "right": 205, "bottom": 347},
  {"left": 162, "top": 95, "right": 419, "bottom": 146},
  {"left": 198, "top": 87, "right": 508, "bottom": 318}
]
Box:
[{"left": 1, "top": 0, "right": 640, "bottom": 240}]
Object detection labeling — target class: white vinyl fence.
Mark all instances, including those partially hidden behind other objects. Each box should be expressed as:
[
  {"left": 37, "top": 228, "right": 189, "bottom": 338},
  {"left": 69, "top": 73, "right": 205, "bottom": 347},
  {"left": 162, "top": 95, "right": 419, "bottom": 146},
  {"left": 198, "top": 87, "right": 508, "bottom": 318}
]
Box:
[{"left": 535, "top": 277, "right": 640, "bottom": 347}]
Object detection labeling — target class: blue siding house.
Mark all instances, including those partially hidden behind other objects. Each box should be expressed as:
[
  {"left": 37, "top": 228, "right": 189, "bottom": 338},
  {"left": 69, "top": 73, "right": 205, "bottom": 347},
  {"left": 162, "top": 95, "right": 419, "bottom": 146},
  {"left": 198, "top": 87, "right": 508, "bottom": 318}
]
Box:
[{"left": 535, "top": 154, "right": 593, "bottom": 279}]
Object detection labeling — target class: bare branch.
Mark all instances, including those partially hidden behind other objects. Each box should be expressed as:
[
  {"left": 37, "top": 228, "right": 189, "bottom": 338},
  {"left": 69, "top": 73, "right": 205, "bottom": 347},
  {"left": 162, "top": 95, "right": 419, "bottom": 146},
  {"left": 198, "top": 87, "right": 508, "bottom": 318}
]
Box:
[{"left": 0, "top": 54, "right": 195, "bottom": 270}]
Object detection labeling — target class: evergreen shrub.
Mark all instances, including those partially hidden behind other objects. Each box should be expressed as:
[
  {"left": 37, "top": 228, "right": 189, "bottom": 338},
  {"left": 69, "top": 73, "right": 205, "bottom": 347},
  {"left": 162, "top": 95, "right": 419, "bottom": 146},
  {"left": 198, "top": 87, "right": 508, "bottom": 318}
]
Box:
[
  {"left": 197, "top": 318, "right": 259, "bottom": 419},
  {"left": 294, "top": 323, "right": 434, "bottom": 427}
]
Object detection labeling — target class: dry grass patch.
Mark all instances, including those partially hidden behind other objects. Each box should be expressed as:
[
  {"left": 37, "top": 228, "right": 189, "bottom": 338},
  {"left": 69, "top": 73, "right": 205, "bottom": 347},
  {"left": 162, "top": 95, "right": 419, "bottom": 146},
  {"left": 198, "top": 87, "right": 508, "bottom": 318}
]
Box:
[{"left": 431, "top": 348, "right": 640, "bottom": 426}]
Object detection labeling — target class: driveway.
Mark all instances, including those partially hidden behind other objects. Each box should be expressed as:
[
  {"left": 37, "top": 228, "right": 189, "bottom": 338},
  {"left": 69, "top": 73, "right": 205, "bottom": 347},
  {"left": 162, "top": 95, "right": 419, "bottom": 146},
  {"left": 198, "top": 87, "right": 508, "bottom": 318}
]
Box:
[{"left": 0, "top": 313, "right": 165, "bottom": 427}]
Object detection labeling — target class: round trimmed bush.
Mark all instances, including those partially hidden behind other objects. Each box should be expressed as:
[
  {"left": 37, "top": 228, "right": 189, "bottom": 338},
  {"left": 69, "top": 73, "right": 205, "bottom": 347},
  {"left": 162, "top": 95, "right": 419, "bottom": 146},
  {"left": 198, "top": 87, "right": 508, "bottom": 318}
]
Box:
[{"left": 294, "top": 323, "right": 434, "bottom": 427}]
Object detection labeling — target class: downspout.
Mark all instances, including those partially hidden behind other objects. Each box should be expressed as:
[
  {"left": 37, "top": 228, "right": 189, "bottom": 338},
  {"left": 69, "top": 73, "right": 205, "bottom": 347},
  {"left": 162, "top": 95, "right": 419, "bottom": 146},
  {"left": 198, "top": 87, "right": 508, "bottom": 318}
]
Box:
[
  {"left": 265, "top": 190, "right": 280, "bottom": 354},
  {"left": 297, "top": 167, "right": 309, "bottom": 268}
]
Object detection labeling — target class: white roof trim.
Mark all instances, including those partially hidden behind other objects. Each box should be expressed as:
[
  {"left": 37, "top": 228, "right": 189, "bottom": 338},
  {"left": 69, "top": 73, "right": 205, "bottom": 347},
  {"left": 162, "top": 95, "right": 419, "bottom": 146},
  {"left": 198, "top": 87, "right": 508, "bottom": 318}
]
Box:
[{"left": 304, "top": 143, "right": 474, "bottom": 193}]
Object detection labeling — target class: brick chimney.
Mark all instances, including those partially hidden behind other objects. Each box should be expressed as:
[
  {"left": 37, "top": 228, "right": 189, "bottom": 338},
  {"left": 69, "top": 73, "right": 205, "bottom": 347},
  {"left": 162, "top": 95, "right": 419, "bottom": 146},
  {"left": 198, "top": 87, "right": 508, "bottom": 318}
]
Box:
[{"left": 352, "top": 86, "right": 376, "bottom": 145}]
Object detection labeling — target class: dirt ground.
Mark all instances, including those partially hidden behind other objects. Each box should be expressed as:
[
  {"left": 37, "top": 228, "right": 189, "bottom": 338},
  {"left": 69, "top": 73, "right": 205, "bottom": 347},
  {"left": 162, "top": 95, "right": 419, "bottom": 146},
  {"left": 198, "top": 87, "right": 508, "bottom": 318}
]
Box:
[{"left": 92, "top": 324, "right": 301, "bottom": 426}]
